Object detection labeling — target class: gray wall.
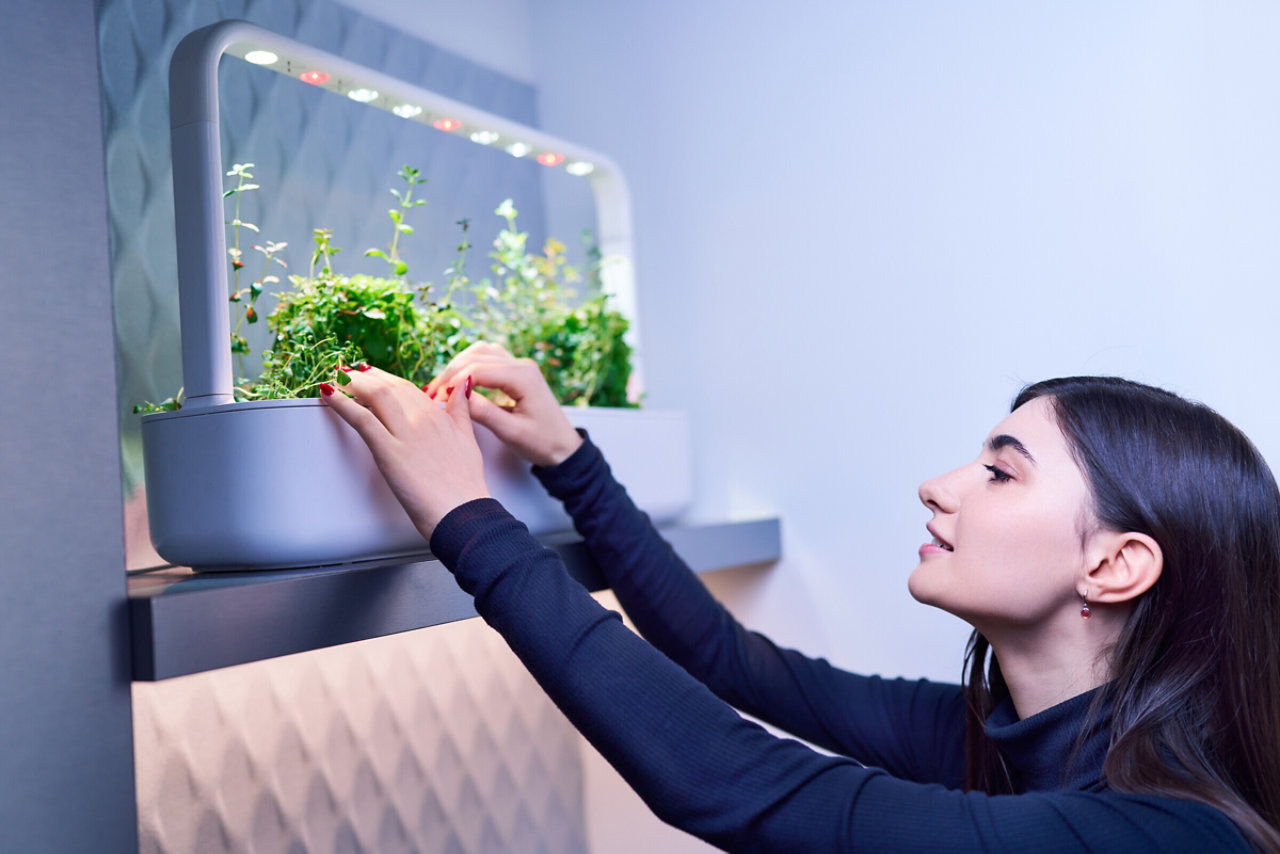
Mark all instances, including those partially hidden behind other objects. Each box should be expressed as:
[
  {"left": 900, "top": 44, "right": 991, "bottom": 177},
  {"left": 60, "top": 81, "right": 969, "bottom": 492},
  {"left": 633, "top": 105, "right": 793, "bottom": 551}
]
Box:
[{"left": 0, "top": 0, "right": 137, "bottom": 850}]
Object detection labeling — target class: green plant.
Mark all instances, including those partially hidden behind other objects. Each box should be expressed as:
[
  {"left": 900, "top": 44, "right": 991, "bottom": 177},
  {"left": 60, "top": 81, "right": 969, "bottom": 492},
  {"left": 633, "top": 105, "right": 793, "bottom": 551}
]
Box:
[
  {"left": 136, "top": 166, "right": 634, "bottom": 413},
  {"left": 365, "top": 165, "right": 427, "bottom": 279},
  {"left": 223, "top": 163, "right": 269, "bottom": 373},
  {"left": 472, "top": 201, "right": 634, "bottom": 407}
]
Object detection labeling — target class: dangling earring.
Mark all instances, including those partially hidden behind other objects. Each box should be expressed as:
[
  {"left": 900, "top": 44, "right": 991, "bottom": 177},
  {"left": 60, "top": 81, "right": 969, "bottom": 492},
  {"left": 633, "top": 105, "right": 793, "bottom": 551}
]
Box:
[{"left": 1081, "top": 594, "right": 1092, "bottom": 620}]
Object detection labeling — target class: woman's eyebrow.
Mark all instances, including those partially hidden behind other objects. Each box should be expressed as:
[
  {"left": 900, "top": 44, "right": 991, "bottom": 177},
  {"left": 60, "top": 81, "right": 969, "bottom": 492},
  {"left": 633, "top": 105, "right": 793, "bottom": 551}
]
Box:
[{"left": 988, "top": 433, "right": 1038, "bottom": 465}]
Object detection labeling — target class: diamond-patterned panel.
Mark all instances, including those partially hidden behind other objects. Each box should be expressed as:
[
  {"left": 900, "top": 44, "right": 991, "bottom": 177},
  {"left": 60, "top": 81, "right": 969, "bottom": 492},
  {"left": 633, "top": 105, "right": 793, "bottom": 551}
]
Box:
[{"left": 133, "top": 619, "right": 587, "bottom": 854}]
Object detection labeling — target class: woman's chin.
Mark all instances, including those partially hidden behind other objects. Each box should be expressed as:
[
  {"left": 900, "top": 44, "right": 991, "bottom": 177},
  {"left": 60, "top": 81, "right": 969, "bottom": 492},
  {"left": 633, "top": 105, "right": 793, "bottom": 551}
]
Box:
[
  {"left": 907, "top": 567, "right": 972, "bottom": 624},
  {"left": 906, "top": 565, "right": 938, "bottom": 607}
]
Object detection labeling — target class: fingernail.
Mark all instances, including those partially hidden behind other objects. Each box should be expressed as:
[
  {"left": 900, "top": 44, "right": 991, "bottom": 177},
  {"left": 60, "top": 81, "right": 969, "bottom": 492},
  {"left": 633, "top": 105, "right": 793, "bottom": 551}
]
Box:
[
  {"left": 446, "top": 386, "right": 454, "bottom": 396},
  {"left": 464, "top": 376, "right": 473, "bottom": 398},
  {"left": 357, "top": 362, "right": 371, "bottom": 372},
  {"left": 319, "top": 382, "right": 335, "bottom": 396},
  {"left": 339, "top": 365, "right": 354, "bottom": 372},
  {"left": 421, "top": 384, "right": 431, "bottom": 394}
]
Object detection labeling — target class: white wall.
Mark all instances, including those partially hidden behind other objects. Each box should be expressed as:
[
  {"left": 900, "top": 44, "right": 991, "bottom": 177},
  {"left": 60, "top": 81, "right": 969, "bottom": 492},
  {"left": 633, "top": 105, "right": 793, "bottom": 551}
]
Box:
[
  {"left": 526, "top": 4, "right": 1280, "bottom": 846},
  {"left": 529, "top": 0, "right": 1280, "bottom": 675}
]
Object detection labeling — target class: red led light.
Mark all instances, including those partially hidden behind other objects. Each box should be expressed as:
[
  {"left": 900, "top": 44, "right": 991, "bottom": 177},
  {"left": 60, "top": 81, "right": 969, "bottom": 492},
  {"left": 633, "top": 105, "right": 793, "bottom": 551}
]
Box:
[
  {"left": 433, "top": 118, "right": 462, "bottom": 132},
  {"left": 536, "top": 152, "right": 565, "bottom": 167},
  {"left": 299, "top": 70, "right": 329, "bottom": 85}
]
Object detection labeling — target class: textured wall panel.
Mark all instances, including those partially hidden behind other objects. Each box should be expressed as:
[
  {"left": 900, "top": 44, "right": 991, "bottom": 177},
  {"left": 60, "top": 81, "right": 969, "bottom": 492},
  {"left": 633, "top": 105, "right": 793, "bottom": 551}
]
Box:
[{"left": 133, "top": 619, "right": 587, "bottom": 853}]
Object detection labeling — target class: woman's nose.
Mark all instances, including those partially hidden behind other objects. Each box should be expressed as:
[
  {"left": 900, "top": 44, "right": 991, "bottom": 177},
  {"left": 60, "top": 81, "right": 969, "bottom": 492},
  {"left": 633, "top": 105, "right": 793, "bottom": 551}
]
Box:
[{"left": 918, "top": 466, "right": 964, "bottom": 513}]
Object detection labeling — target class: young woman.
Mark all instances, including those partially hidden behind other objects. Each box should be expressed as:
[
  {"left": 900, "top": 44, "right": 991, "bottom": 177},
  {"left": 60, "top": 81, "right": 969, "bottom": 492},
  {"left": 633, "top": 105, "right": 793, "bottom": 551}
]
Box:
[{"left": 321, "top": 345, "right": 1280, "bottom": 852}]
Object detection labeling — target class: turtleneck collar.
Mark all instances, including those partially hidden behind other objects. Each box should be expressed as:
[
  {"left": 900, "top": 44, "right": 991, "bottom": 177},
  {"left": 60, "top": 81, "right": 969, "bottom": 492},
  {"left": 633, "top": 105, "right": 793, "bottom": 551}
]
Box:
[{"left": 984, "top": 686, "right": 1111, "bottom": 793}]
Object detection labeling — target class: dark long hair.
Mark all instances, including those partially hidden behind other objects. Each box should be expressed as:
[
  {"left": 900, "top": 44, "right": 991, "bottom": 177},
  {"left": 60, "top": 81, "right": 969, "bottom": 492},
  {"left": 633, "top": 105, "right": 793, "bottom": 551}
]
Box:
[{"left": 961, "top": 376, "right": 1280, "bottom": 851}]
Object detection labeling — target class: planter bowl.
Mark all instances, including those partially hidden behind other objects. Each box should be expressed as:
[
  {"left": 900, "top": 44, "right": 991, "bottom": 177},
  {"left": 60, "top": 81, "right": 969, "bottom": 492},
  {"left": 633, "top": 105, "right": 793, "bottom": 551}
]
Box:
[{"left": 142, "top": 399, "right": 690, "bottom": 571}]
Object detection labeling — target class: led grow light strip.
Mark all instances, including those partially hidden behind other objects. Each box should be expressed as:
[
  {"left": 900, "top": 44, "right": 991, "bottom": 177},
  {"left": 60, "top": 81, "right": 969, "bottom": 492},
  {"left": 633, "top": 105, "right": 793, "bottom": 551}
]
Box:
[
  {"left": 171, "top": 20, "right": 638, "bottom": 409},
  {"left": 233, "top": 42, "right": 597, "bottom": 177}
]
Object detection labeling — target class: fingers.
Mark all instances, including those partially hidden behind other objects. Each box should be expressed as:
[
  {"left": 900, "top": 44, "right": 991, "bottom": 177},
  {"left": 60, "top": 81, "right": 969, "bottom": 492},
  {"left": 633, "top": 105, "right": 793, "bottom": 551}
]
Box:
[
  {"left": 463, "top": 360, "right": 546, "bottom": 403},
  {"left": 444, "top": 374, "right": 474, "bottom": 433},
  {"left": 427, "top": 341, "right": 518, "bottom": 399},
  {"left": 333, "top": 366, "right": 430, "bottom": 437},
  {"left": 320, "top": 380, "right": 391, "bottom": 448}
]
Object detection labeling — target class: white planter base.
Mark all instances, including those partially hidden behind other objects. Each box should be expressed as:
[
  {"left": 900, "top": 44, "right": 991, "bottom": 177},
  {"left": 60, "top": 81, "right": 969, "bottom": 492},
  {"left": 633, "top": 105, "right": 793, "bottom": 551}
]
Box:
[{"left": 141, "top": 400, "right": 690, "bottom": 571}]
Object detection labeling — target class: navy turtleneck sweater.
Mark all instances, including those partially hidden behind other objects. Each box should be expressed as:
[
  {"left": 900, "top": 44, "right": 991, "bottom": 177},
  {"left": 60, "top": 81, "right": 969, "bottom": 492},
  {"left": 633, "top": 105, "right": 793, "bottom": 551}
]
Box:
[{"left": 430, "top": 435, "right": 1250, "bottom": 852}]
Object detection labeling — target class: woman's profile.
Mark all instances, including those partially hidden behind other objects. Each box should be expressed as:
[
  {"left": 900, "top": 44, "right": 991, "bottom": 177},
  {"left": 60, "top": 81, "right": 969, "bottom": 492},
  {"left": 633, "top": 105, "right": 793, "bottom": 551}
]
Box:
[{"left": 320, "top": 346, "right": 1280, "bottom": 852}]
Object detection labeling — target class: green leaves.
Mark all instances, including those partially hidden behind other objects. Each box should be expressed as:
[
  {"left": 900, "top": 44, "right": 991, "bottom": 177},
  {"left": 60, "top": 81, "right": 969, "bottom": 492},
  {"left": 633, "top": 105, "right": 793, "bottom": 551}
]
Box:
[
  {"left": 369, "top": 165, "right": 429, "bottom": 279},
  {"left": 470, "top": 203, "right": 632, "bottom": 406},
  {"left": 140, "top": 164, "right": 634, "bottom": 413}
]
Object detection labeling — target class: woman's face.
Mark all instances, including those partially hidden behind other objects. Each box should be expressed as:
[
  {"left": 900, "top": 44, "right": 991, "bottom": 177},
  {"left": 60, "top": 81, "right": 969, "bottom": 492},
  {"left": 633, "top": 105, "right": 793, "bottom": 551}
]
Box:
[{"left": 909, "top": 396, "right": 1097, "bottom": 633}]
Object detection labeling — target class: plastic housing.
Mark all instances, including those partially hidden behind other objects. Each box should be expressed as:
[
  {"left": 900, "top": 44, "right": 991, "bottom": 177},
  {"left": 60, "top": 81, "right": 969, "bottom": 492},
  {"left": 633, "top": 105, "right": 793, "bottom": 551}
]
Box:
[{"left": 142, "top": 401, "right": 690, "bottom": 570}]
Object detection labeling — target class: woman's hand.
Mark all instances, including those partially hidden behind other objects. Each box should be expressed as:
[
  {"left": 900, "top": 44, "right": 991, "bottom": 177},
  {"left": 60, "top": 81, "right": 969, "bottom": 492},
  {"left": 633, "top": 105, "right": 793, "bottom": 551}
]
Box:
[
  {"left": 320, "top": 366, "right": 490, "bottom": 540},
  {"left": 425, "top": 342, "right": 583, "bottom": 468}
]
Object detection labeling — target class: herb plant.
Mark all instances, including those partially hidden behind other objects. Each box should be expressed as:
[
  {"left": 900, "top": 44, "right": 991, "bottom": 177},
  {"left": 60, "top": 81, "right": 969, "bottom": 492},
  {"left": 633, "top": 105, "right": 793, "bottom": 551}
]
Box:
[{"left": 136, "top": 165, "right": 634, "bottom": 413}]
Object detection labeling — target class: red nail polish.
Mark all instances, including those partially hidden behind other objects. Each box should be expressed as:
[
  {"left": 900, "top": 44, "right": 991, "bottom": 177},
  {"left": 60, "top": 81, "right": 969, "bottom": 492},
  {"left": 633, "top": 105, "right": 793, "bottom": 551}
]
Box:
[
  {"left": 319, "top": 382, "right": 335, "bottom": 396},
  {"left": 446, "top": 386, "right": 454, "bottom": 396},
  {"left": 464, "top": 376, "right": 473, "bottom": 398},
  {"left": 421, "top": 384, "right": 431, "bottom": 394},
  {"left": 357, "top": 362, "right": 372, "bottom": 372},
  {"left": 339, "top": 365, "right": 354, "bottom": 372}
]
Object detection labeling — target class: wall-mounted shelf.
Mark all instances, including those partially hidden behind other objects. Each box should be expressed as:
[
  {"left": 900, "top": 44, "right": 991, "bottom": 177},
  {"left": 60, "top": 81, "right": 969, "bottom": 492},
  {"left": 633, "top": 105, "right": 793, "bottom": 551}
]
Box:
[{"left": 128, "top": 518, "right": 781, "bottom": 681}]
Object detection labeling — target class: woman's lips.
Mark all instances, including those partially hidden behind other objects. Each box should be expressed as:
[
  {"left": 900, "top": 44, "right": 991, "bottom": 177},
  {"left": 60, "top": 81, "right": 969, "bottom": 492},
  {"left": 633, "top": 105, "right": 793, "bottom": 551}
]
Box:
[{"left": 919, "top": 530, "right": 954, "bottom": 557}]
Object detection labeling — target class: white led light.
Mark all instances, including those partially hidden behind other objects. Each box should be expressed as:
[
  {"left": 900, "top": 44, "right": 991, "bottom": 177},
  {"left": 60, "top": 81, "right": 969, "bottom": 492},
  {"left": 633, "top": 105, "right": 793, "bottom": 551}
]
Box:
[
  {"left": 470, "top": 130, "right": 500, "bottom": 144},
  {"left": 244, "top": 50, "right": 279, "bottom": 66},
  {"left": 392, "top": 104, "right": 423, "bottom": 118},
  {"left": 566, "top": 161, "right": 595, "bottom": 176},
  {"left": 505, "top": 142, "right": 531, "bottom": 157},
  {"left": 347, "top": 88, "right": 379, "bottom": 103}
]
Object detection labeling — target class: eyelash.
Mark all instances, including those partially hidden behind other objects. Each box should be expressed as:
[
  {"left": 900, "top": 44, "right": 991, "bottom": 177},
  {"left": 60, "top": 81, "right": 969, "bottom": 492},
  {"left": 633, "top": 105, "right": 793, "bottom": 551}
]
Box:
[{"left": 984, "top": 464, "right": 1013, "bottom": 483}]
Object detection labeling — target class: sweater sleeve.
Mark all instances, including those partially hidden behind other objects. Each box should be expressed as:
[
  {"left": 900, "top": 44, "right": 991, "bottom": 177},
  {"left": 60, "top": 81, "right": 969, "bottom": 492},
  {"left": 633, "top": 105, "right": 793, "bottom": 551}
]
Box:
[
  {"left": 430, "top": 500, "right": 1249, "bottom": 853},
  {"left": 533, "top": 434, "right": 965, "bottom": 785}
]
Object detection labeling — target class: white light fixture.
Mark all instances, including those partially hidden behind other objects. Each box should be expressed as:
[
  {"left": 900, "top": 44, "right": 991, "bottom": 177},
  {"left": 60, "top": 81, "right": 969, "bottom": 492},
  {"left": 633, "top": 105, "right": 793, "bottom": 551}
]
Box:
[
  {"left": 244, "top": 50, "right": 278, "bottom": 66},
  {"left": 179, "top": 22, "right": 639, "bottom": 409}
]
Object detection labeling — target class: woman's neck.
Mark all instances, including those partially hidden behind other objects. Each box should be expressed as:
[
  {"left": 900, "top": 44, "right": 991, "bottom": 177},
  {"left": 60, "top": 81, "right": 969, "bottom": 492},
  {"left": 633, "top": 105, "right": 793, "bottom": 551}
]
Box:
[{"left": 986, "top": 608, "right": 1127, "bottom": 719}]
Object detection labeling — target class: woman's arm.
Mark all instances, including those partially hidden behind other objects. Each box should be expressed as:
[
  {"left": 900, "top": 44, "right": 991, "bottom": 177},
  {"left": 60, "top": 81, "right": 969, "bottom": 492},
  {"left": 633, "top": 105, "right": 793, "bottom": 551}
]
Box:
[
  {"left": 536, "top": 432, "right": 965, "bottom": 783},
  {"left": 427, "top": 344, "right": 965, "bottom": 779}
]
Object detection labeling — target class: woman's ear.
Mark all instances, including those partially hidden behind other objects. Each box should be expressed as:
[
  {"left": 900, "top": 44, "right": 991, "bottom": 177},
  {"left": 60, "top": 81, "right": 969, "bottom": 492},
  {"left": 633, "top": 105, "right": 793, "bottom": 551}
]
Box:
[{"left": 1083, "top": 531, "right": 1163, "bottom": 604}]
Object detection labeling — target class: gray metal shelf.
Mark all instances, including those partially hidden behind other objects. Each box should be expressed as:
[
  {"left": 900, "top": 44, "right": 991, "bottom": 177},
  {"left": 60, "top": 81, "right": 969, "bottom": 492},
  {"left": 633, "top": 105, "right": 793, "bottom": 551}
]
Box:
[{"left": 129, "top": 518, "right": 782, "bottom": 680}]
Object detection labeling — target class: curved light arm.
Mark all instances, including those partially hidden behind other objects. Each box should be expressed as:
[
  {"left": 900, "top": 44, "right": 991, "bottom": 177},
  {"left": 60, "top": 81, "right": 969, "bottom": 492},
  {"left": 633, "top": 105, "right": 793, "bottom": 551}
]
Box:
[{"left": 170, "top": 20, "right": 639, "bottom": 409}]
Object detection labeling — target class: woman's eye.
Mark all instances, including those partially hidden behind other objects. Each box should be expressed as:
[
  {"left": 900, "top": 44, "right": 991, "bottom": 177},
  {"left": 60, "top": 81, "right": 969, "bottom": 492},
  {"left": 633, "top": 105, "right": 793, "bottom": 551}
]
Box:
[{"left": 984, "top": 464, "right": 1013, "bottom": 483}]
